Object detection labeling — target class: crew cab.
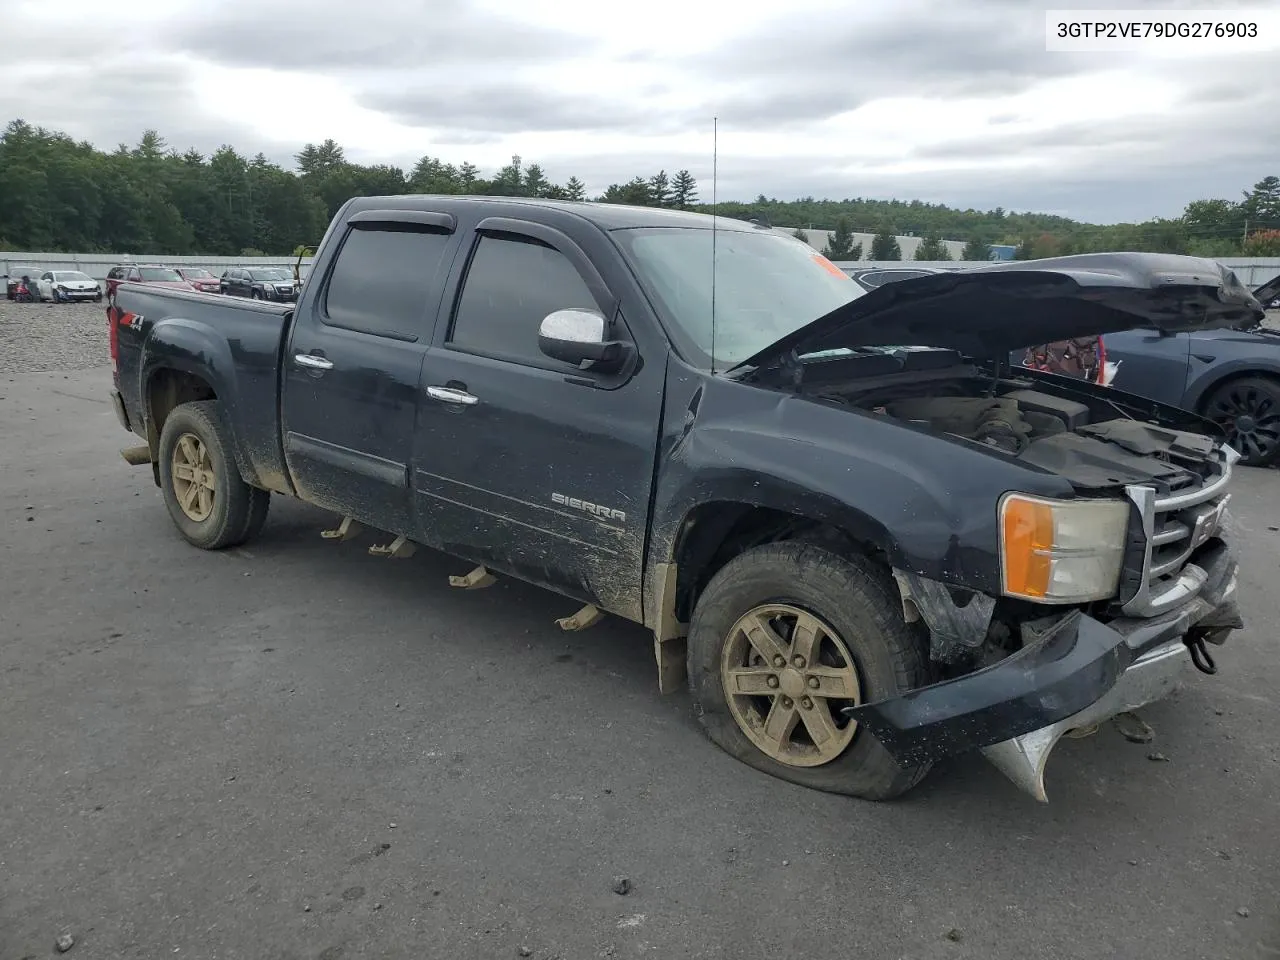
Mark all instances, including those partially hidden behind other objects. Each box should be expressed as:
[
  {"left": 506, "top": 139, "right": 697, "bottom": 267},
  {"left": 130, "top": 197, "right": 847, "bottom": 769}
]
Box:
[{"left": 106, "top": 196, "right": 1259, "bottom": 803}]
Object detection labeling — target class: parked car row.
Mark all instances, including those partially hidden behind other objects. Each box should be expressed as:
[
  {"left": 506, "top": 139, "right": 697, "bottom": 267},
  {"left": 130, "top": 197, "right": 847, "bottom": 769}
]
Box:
[
  {"left": 4, "top": 266, "right": 102, "bottom": 302},
  {"left": 861, "top": 265, "right": 1280, "bottom": 467},
  {"left": 104, "top": 262, "right": 299, "bottom": 302}
]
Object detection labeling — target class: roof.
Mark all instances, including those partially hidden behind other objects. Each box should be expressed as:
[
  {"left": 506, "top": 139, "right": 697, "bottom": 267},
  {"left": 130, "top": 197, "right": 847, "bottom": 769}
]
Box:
[{"left": 346, "top": 194, "right": 762, "bottom": 232}]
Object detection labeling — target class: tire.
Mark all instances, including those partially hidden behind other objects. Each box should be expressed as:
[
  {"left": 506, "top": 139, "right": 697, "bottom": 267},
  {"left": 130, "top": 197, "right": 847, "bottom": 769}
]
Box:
[
  {"left": 1201, "top": 375, "right": 1280, "bottom": 467},
  {"left": 157, "top": 400, "right": 271, "bottom": 549},
  {"left": 94, "top": 292, "right": 103, "bottom": 303},
  {"left": 251, "top": 289, "right": 262, "bottom": 300},
  {"left": 687, "top": 541, "right": 932, "bottom": 800}
]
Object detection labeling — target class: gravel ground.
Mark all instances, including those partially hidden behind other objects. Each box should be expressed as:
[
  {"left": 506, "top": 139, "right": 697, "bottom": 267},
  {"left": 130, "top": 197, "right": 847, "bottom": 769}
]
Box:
[
  {"left": 2, "top": 367, "right": 1278, "bottom": 960},
  {"left": 0, "top": 299, "right": 111, "bottom": 374}
]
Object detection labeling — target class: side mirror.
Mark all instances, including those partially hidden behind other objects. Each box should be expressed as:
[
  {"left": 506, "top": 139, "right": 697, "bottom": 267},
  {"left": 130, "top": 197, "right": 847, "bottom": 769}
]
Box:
[{"left": 538, "top": 308, "right": 631, "bottom": 372}]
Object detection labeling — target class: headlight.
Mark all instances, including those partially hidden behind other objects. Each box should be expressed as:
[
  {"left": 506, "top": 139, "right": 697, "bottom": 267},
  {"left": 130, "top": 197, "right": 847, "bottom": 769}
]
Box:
[{"left": 999, "top": 493, "right": 1129, "bottom": 603}]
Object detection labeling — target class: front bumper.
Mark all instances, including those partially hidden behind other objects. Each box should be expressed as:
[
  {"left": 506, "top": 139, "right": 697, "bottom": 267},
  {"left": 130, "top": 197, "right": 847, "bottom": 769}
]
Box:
[{"left": 844, "top": 540, "right": 1241, "bottom": 798}]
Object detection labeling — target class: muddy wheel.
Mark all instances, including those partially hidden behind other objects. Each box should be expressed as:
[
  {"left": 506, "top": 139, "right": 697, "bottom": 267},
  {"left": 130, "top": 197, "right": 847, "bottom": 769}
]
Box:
[
  {"left": 158, "top": 400, "right": 271, "bottom": 549},
  {"left": 1201, "top": 375, "right": 1280, "bottom": 467},
  {"left": 687, "top": 541, "right": 932, "bottom": 800}
]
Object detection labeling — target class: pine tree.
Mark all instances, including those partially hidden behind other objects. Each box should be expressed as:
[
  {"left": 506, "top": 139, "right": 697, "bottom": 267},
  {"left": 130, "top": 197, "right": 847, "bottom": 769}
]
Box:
[
  {"left": 870, "top": 227, "right": 901, "bottom": 260},
  {"left": 821, "top": 217, "right": 858, "bottom": 259},
  {"left": 523, "top": 163, "right": 550, "bottom": 198},
  {"left": 671, "top": 169, "right": 698, "bottom": 208},
  {"left": 648, "top": 170, "right": 672, "bottom": 207},
  {"left": 914, "top": 233, "right": 948, "bottom": 260},
  {"left": 564, "top": 176, "right": 586, "bottom": 201},
  {"left": 961, "top": 237, "right": 990, "bottom": 261},
  {"left": 793, "top": 228, "right": 809, "bottom": 243}
]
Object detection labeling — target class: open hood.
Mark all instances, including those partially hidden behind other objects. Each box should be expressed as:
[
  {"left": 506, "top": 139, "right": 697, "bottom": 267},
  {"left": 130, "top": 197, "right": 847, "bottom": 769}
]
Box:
[{"left": 732, "top": 252, "right": 1265, "bottom": 374}]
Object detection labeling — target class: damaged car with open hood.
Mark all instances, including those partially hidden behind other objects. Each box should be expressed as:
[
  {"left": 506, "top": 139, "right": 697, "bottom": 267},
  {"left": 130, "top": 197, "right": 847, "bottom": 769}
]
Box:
[{"left": 104, "top": 199, "right": 1258, "bottom": 802}]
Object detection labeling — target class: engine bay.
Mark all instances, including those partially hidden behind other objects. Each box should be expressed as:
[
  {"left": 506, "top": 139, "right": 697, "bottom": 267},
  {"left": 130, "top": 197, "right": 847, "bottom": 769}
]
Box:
[{"left": 803, "top": 355, "right": 1223, "bottom": 493}]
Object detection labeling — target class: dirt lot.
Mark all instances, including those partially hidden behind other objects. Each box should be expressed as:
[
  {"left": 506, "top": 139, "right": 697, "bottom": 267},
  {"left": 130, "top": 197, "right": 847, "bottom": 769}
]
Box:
[{"left": 1, "top": 301, "right": 1279, "bottom": 960}]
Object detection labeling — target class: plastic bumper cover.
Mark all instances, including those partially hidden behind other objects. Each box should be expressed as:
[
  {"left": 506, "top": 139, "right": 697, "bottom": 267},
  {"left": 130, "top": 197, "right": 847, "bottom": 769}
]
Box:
[{"left": 843, "top": 540, "right": 1241, "bottom": 777}]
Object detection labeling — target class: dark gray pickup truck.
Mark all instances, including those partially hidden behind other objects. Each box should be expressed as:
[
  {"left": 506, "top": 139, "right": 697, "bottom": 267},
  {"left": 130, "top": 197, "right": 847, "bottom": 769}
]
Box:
[{"left": 106, "top": 196, "right": 1260, "bottom": 802}]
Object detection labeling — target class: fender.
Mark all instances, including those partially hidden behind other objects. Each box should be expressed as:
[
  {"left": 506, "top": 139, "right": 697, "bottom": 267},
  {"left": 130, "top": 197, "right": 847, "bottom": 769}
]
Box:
[
  {"left": 140, "top": 318, "right": 259, "bottom": 487},
  {"left": 1183, "top": 355, "right": 1280, "bottom": 412}
]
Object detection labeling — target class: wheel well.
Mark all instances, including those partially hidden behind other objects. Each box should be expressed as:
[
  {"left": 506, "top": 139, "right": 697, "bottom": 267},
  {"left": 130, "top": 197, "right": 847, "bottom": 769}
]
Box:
[
  {"left": 1194, "top": 369, "right": 1280, "bottom": 414},
  {"left": 146, "top": 369, "right": 217, "bottom": 456},
  {"left": 671, "top": 503, "right": 879, "bottom": 623}
]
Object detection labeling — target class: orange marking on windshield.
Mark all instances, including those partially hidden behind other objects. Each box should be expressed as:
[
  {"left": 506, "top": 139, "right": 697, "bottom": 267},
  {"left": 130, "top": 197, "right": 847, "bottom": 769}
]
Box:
[{"left": 812, "top": 254, "right": 849, "bottom": 278}]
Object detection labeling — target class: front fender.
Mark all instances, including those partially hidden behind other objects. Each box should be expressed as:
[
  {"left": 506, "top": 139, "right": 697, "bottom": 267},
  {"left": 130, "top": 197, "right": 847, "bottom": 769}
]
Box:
[{"left": 646, "top": 376, "right": 1076, "bottom": 614}]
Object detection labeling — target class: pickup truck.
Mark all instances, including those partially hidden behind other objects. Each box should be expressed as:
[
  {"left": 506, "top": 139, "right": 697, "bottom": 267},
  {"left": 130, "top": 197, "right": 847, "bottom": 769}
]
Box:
[{"left": 106, "top": 196, "right": 1259, "bottom": 803}]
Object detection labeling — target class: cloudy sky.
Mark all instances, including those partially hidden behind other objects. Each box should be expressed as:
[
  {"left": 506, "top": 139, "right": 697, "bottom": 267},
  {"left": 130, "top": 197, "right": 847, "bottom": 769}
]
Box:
[{"left": 2, "top": 0, "right": 1278, "bottom": 223}]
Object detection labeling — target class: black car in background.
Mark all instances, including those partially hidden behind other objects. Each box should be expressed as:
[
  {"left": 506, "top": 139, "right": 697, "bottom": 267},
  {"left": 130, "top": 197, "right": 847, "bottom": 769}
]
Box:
[
  {"left": 846, "top": 266, "right": 945, "bottom": 291},
  {"left": 1103, "top": 272, "right": 1280, "bottom": 466},
  {"left": 220, "top": 266, "right": 298, "bottom": 301}
]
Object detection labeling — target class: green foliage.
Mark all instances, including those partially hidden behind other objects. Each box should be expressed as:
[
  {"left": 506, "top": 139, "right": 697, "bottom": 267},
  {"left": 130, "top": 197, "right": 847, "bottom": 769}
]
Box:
[
  {"left": 870, "top": 227, "right": 901, "bottom": 261},
  {"left": 821, "top": 217, "right": 859, "bottom": 260},
  {"left": 2, "top": 118, "right": 1277, "bottom": 260},
  {"left": 914, "top": 233, "right": 950, "bottom": 260},
  {"left": 1244, "top": 229, "right": 1280, "bottom": 256},
  {"left": 793, "top": 227, "right": 809, "bottom": 243},
  {"left": 961, "top": 236, "right": 990, "bottom": 260}
]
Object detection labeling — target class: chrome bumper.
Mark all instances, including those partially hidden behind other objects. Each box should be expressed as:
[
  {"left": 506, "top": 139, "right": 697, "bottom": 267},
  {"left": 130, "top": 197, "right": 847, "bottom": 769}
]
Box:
[{"left": 980, "top": 638, "right": 1192, "bottom": 802}]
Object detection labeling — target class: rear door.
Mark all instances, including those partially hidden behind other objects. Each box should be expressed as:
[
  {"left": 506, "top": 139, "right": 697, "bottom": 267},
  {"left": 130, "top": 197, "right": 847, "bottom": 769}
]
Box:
[
  {"left": 281, "top": 209, "right": 460, "bottom": 535},
  {"left": 411, "top": 216, "right": 664, "bottom": 619},
  {"left": 1102, "top": 328, "right": 1193, "bottom": 406}
]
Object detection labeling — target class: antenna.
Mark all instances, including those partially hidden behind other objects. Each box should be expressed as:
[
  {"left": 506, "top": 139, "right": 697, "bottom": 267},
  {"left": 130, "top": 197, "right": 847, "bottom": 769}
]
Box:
[{"left": 710, "top": 116, "right": 718, "bottom": 375}]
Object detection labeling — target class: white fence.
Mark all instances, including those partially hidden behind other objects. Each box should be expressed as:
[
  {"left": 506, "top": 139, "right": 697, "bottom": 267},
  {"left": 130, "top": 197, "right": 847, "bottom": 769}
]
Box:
[{"left": 4, "top": 252, "right": 1279, "bottom": 288}]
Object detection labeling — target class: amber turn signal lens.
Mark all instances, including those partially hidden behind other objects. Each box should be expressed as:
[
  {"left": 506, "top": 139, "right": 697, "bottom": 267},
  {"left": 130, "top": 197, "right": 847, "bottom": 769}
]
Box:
[{"left": 1000, "top": 496, "right": 1054, "bottom": 599}]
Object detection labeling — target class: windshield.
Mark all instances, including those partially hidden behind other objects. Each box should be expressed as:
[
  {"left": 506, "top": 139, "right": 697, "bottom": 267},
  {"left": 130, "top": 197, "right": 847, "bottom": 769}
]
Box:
[
  {"left": 181, "top": 268, "right": 213, "bottom": 279},
  {"left": 53, "top": 271, "right": 93, "bottom": 282},
  {"left": 250, "top": 268, "right": 290, "bottom": 281},
  {"left": 612, "top": 227, "right": 866, "bottom": 369},
  {"left": 139, "top": 267, "right": 184, "bottom": 282}
]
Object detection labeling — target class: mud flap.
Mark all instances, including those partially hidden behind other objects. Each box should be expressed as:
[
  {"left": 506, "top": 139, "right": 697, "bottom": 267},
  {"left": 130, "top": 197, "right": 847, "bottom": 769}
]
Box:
[
  {"left": 321, "top": 517, "right": 363, "bottom": 541},
  {"left": 120, "top": 445, "right": 152, "bottom": 466},
  {"left": 449, "top": 565, "right": 496, "bottom": 589},
  {"left": 557, "top": 604, "right": 603, "bottom": 631}
]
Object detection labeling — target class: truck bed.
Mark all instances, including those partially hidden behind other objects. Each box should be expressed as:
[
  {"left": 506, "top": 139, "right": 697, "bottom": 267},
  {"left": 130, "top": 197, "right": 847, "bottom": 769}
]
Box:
[{"left": 110, "top": 284, "right": 295, "bottom": 494}]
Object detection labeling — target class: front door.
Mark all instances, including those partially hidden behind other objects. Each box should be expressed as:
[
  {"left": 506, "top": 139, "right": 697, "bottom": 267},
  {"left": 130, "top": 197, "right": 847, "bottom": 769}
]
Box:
[
  {"left": 412, "top": 220, "right": 664, "bottom": 620},
  {"left": 281, "top": 212, "right": 459, "bottom": 535}
]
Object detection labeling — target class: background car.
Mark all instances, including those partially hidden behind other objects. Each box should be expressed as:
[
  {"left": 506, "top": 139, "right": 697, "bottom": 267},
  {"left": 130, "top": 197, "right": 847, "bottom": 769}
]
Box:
[
  {"left": 5, "top": 265, "right": 48, "bottom": 300},
  {"left": 846, "top": 266, "right": 947, "bottom": 291},
  {"left": 106, "top": 264, "right": 195, "bottom": 297},
  {"left": 175, "top": 267, "right": 221, "bottom": 294},
  {"left": 42, "top": 270, "right": 101, "bottom": 302},
  {"left": 219, "top": 266, "right": 298, "bottom": 301}
]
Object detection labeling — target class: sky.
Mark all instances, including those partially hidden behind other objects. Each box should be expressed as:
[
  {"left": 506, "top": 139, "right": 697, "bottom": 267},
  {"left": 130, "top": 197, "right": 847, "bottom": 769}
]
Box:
[{"left": 2, "top": 0, "right": 1279, "bottom": 224}]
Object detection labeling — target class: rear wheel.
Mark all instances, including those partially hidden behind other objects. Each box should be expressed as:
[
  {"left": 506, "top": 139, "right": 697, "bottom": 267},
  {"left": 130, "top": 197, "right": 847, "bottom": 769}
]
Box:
[
  {"left": 158, "top": 400, "right": 271, "bottom": 549},
  {"left": 687, "top": 541, "right": 932, "bottom": 800},
  {"left": 1201, "top": 376, "right": 1280, "bottom": 467}
]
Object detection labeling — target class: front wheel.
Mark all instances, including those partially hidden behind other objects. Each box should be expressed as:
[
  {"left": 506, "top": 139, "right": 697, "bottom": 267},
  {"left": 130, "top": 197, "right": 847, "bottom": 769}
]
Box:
[
  {"left": 157, "top": 400, "right": 271, "bottom": 549},
  {"left": 1202, "top": 376, "right": 1280, "bottom": 467},
  {"left": 251, "top": 289, "right": 262, "bottom": 300},
  {"left": 687, "top": 541, "right": 932, "bottom": 800}
]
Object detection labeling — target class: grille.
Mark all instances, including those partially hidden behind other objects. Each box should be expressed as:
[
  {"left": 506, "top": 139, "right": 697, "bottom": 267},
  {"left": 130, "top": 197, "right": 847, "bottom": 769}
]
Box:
[{"left": 1121, "top": 444, "right": 1238, "bottom": 618}]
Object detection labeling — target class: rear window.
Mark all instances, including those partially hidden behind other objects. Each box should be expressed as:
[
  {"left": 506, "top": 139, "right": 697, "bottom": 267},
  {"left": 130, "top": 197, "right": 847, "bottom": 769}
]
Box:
[
  {"left": 322, "top": 224, "right": 451, "bottom": 339},
  {"left": 139, "top": 267, "right": 183, "bottom": 282}
]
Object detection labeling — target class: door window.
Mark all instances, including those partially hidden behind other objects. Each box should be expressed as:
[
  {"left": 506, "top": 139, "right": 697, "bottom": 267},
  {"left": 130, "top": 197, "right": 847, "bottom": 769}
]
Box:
[
  {"left": 447, "top": 234, "right": 599, "bottom": 367},
  {"left": 322, "top": 224, "right": 451, "bottom": 340}
]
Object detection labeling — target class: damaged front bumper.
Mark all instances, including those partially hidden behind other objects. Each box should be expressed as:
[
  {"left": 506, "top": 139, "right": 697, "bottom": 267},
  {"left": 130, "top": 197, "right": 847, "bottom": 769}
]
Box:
[{"left": 844, "top": 540, "right": 1242, "bottom": 801}]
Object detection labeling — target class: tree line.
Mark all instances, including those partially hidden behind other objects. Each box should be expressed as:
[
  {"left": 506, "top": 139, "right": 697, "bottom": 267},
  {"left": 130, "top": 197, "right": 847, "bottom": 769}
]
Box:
[{"left": 1, "top": 119, "right": 1278, "bottom": 259}]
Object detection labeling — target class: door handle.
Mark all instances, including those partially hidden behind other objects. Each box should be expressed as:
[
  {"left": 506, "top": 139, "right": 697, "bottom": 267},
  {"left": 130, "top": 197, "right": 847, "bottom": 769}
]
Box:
[
  {"left": 426, "top": 385, "right": 478, "bottom": 406},
  {"left": 294, "top": 354, "right": 333, "bottom": 370}
]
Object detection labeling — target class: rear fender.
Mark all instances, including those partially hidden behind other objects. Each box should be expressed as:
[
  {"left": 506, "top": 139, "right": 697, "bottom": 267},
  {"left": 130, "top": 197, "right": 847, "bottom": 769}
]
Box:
[{"left": 141, "top": 318, "right": 256, "bottom": 485}]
